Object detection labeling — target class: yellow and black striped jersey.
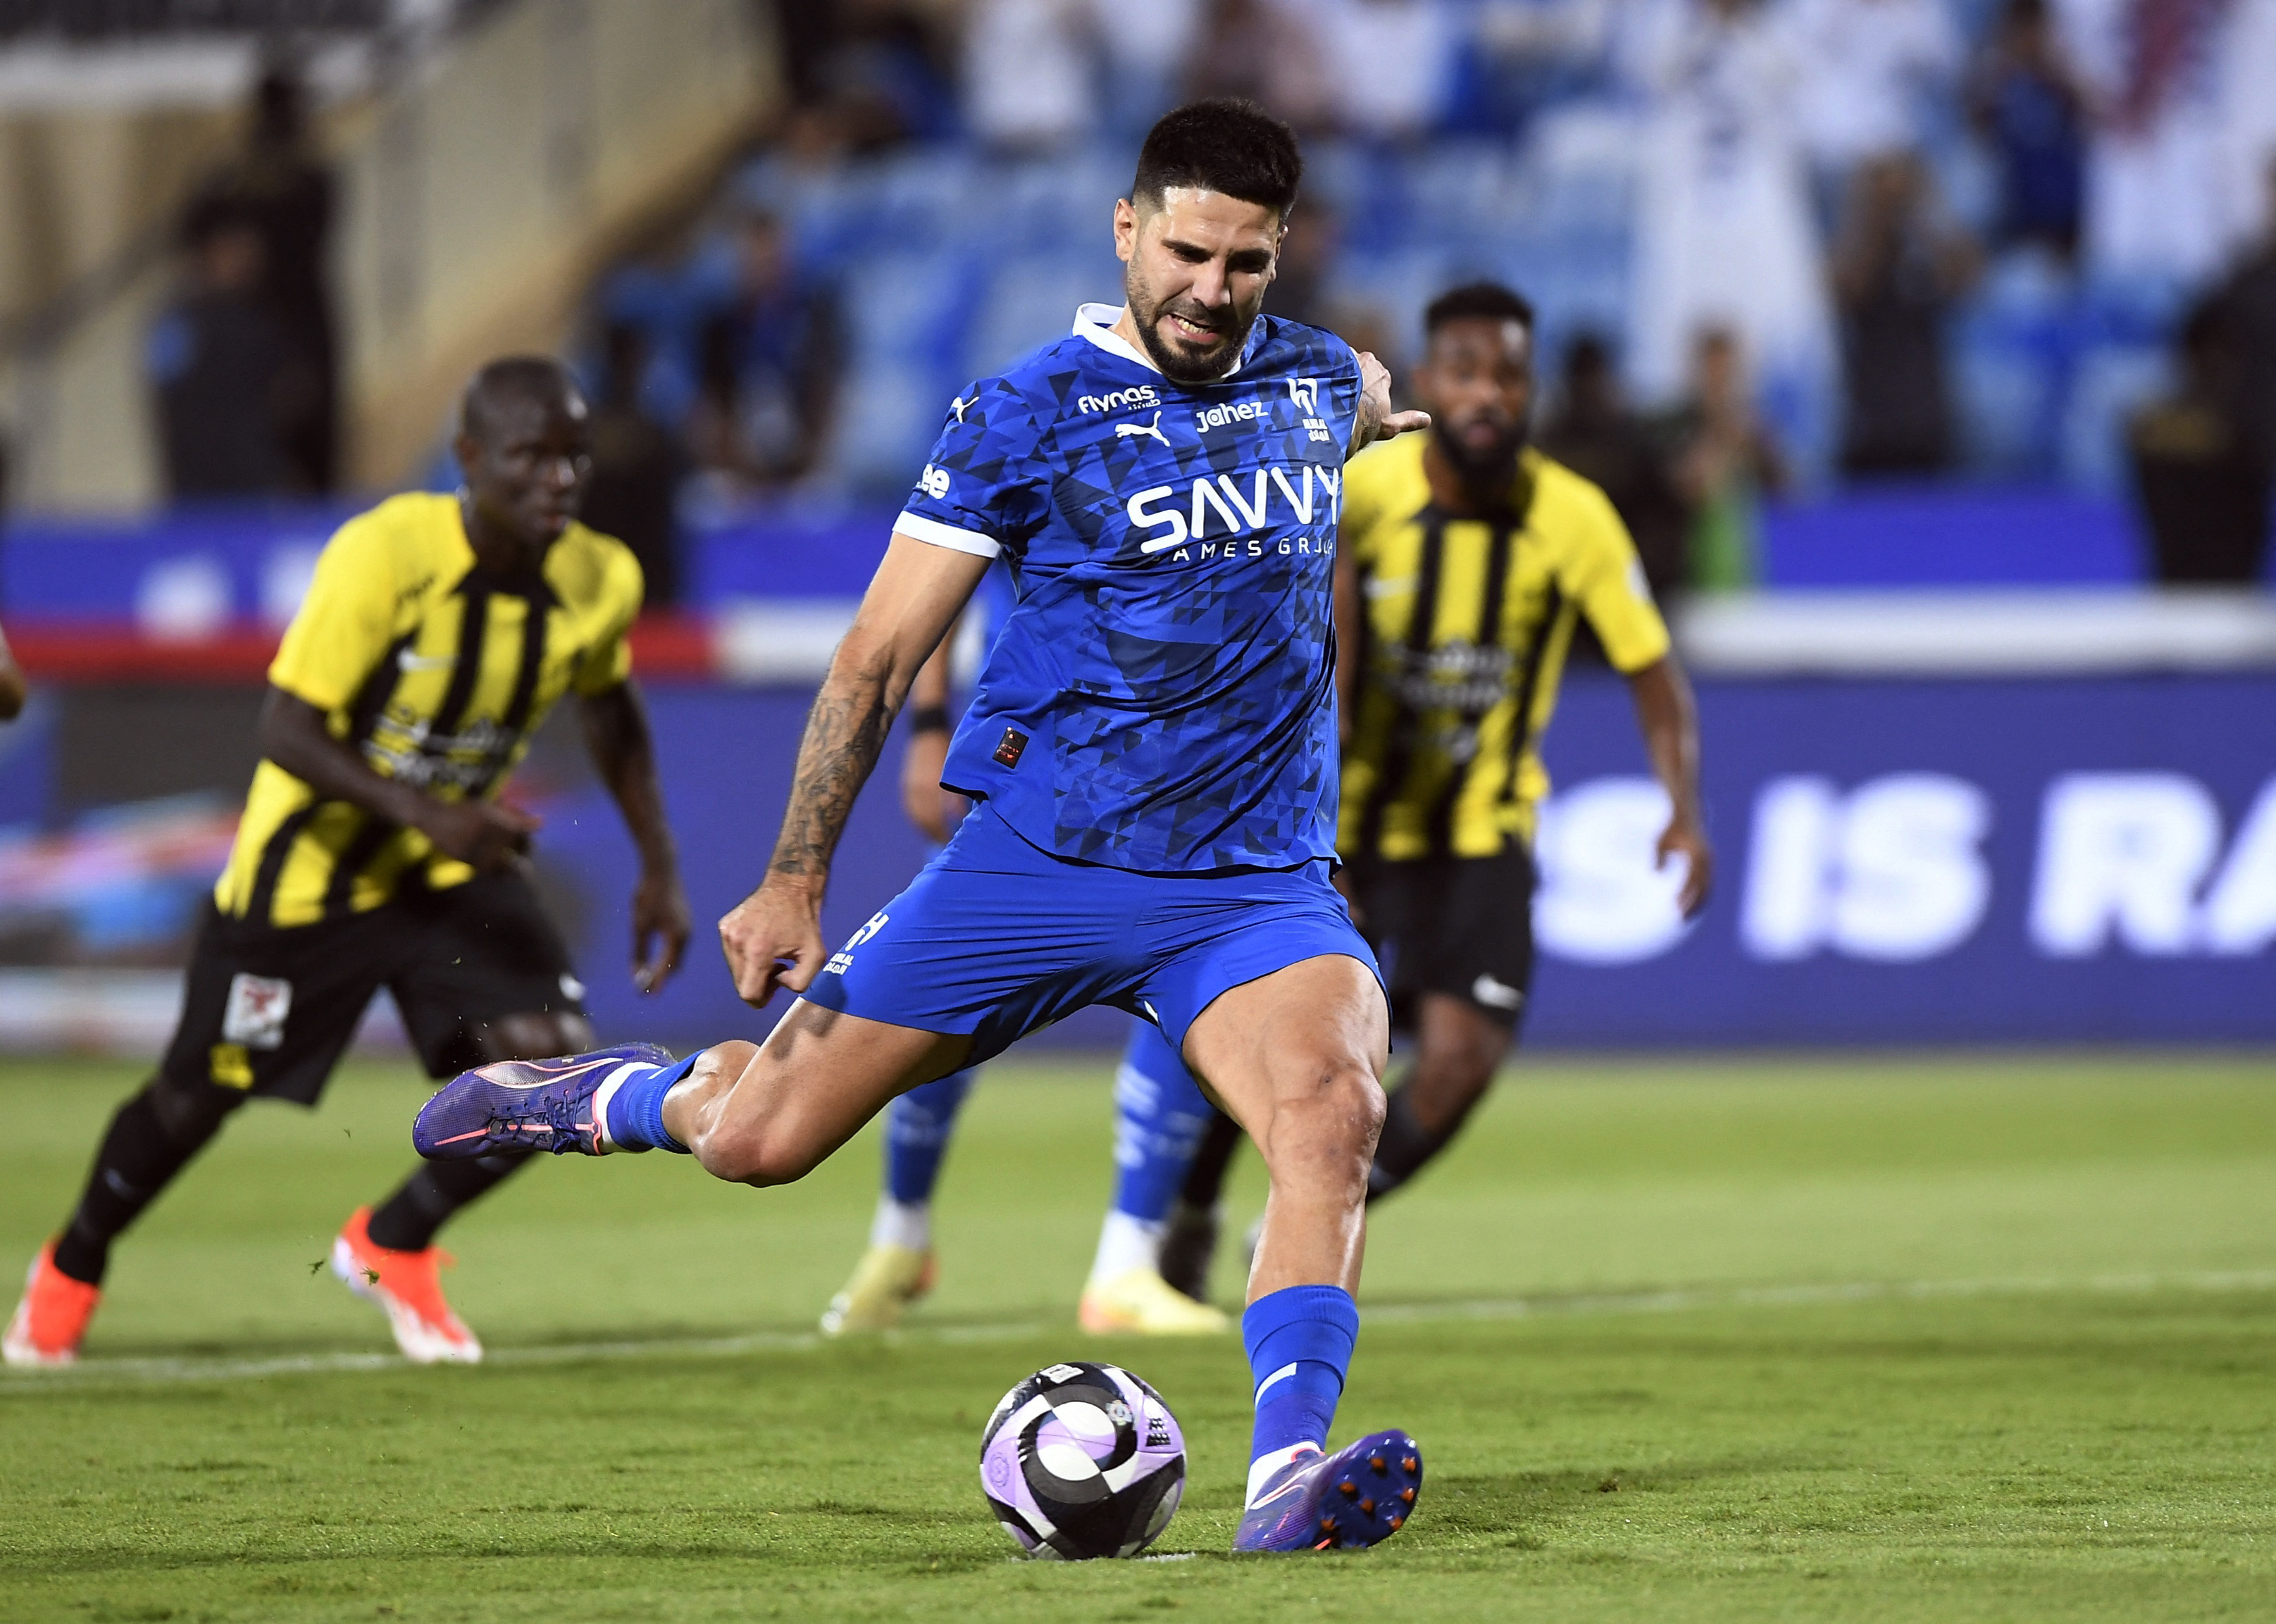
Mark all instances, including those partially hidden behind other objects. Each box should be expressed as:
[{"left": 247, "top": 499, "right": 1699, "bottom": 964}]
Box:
[
  {"left": 1338, "top": 437, "right": 1669, "bottom": 862},
  {"left": 213, "top": 492, "right": 643, "bottom": 928}
]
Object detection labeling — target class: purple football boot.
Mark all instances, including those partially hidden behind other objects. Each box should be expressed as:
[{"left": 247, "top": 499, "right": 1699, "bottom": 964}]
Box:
[
  {"left": 412, "top": 1043, "right": 676, "bottom": 1159},
  {"left": 1233, "top": 1430, "right": 1422, "bottom": 1553}
]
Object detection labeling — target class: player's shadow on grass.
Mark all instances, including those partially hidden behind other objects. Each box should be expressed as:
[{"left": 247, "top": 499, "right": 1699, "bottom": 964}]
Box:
[{"left": 1423, "top": 1455, "right": 1812, "bottom": 1549}]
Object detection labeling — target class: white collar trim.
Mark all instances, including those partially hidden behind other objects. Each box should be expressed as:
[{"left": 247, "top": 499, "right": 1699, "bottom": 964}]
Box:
[{"left": 1072, "top": 302, "right": 1248, "bottom": 379}]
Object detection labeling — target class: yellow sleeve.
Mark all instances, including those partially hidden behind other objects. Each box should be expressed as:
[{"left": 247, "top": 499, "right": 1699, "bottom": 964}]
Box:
[
  {"left": 571, "top": 544, "right": 644, "bottom": 696},
  {"left": 1557, "top": 477, "right": 1671, "bottom": 674},
  {"left": 267, "top": 513, "right": 403, "bottom": 712},
  {"left": 1338, "top": 441, "right": 1395, "bottom": 568}
]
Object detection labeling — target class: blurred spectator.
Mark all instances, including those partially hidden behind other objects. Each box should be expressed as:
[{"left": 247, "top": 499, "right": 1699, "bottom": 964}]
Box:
[
  {"left": 192, "top": 65, "right": 339, "bottom": 491},
  {"left": 1792, "top": 0, "right": 1962, "bottom": 191},
  {"left": 580, "top": 324, "right": 685, "bottom": 609},
  {"left": 1261, "top": 204, "right": 1340, "bottom": 328},
  {"left": 2208, "top": 156, "right": 2276, "bottom": 480},
  {"left": 1462, "top": 1, "right": 1616, "bottom": 135},
  {"left": 1090, "top": 0, "right": 1202, "bottom": 135},
  {"left": 774, "top": 0, "right": 958, "bottom": 153},
  {"left": 1660, "top": 326, "right": 1790, "bottom": 590},
  {"left": 963, "top": 0, "right": 1097, "bottom": 152},
  {"left": 690, "top": 211, "right": 844, "bottom": 494},
  {"left": 2054, "top": 0, "right": 2253, "bottom": 286},
  {"left": 148, "top": 199, "right": 309, "bottom": 500},
  {"left": 1622, "top": 0, "right": 1834, "bottom": 411},
  {"left": 1970, "top": 0, "right": 2088, "bottom": 261},
  {"left": 1832, "top": 152, "right": 1979, "bottom": 477},
  {"left": 1314, "top": 0, "right": 1458, "bottom": 142},
  {"left": 1537, "top": 332, "right": 1692, "bottom": 601},
  {"left": 2127, "top": 299, "right": 2271, "bottom": 583},
  {"left": 1183, "top": 0, "right": 1333, "bottom": 130}
]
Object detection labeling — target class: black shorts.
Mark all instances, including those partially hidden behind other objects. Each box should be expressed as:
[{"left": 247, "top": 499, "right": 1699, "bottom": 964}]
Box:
[
  {"left": 1346, "top": 841, "right": 1536, "bottom": 1031},
  {"left": 158, "top": 870, "right": 586, "bottom": 1105}
]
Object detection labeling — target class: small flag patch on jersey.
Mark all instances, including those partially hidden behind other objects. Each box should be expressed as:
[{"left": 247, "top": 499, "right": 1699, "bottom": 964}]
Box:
[{"left": 994, "top": 727, "right": 1028, "bottom": 768}]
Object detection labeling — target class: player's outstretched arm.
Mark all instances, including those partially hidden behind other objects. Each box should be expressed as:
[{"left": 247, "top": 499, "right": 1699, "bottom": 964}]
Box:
[
  {"left": 578, "top": 678, "right": 692, "bottom": 993},
  {"left": 1350, "top": 350, "right": 1430, "bottom": 455},
  {"left": 719, "top": 532, "right": 991, "bottom": 1008},
  {"left": 258, "top": 687, "right": 538, "bottom": 871},
  {"left": 1626, "top": 655, "right": 1714, "bottom": 917}
]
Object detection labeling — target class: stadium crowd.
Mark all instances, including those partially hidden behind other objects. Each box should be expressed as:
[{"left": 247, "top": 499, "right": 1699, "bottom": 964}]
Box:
[{"left": 136, "top": 0, "right": 2276, "bottom": 594}]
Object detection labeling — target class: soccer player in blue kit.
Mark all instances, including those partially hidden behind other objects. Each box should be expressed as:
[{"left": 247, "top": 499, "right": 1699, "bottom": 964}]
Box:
[
  {"left": 823, "top": 586, "right": 1231, "bottom": 1339},
  {"left": 416, "top": 100, "right": 1429, "bottom": 1552}
]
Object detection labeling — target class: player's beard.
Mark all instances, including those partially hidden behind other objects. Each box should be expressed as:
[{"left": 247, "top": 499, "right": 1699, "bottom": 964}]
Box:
[
  {"left": 1127, "top": 276, "right": 1255, "bottom": 384},
  {"left": 1435, "top": 408, "right": 1531, "bottom": 503}
]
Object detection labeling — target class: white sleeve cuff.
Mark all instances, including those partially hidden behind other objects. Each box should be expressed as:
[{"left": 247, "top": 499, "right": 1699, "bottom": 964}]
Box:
[{"left": 895, "top": 511, "right": 1002, "bottom": 558}]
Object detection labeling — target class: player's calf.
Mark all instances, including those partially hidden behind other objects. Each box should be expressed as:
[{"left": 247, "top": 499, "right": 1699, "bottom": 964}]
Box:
[{"left": 662, "top": 1007, "right": 971, "bottom": 1187}]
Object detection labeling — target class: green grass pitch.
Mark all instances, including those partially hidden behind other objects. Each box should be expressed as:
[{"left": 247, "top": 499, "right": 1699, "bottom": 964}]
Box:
[{"left": 4, "top": 1051, "right": 2274, "bottom": 1621}]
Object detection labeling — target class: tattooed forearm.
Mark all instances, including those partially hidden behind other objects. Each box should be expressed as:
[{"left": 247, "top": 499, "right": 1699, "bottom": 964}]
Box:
[
  {"left": 1350, "top": 391, "right": 1383, "bottom": 455},
  {"left": 766, "top": 652, "right": 897, "bottom": 885}
]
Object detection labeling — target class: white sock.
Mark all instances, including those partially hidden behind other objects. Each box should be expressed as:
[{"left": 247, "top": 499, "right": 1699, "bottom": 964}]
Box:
[
  {"left": 869, "top": 1197, "right": 930, "bottom": 1252},
  {"left": 1245, "top": 1440, "right": 1324, "bottom": 1507},
  {"left": 1088, "top": 1209, "right": 1165, "bottom": 1285},
  {"left": 589, "top": 1063, "right": 651, "bottom": 1154}
]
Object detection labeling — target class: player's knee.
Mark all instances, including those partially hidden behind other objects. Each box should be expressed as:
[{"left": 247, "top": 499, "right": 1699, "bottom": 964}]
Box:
[
  {"left": 1265, "top": 1060, "right": 1385, "bottom": 1170},
  {"left": 147, "top": 1070, "right": 247, "bottom": 1146}
]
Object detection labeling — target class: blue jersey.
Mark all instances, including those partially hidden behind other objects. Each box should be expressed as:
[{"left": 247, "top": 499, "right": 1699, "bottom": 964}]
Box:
[{"left": 895, "top": 303, "right": 1362, "bottom": 874}]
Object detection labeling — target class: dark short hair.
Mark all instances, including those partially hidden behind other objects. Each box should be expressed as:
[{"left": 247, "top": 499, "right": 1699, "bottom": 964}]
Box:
[
  {"left": 460, "top": 355, "right": 584, "bottom": 439},
  {"left": 1132, "top": 99, "right": 1303, "bottom": 219},
  {"left": 1425, "top": 282, "right": 1536, "bottom": 338}
]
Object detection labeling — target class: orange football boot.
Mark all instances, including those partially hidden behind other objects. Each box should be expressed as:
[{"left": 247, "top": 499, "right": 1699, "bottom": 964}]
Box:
[
  {"left": 4, "top": 1242, "right": 102, "bottom": 1368},
  {"left": 331, "top": 1206, "right": 482, "bottom": 1364}
]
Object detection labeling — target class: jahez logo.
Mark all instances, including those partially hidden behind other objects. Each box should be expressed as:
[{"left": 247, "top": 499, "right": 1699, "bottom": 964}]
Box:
[
  {"left": 917, "top": 463, "right": 950, "bottom": 499},
  {"left": 1078, "top": 385, "right": 1159, "bottom": 414},
  {"left": 1195, "top": 399, "right": 1267, "bottom": 433},
  {"left": 1124, "top": 464, "right": 1342, "bottom": 555}
]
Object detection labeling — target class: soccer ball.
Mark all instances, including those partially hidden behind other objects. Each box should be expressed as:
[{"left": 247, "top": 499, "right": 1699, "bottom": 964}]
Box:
[{"left": 978, "top": 1361, "right": 1186, "bottom": 1559}]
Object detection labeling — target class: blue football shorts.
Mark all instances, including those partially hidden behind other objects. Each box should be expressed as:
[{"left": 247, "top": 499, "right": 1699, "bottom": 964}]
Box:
[{"left": 800, "top": 802, "right": 1382, "bottom": 1065}]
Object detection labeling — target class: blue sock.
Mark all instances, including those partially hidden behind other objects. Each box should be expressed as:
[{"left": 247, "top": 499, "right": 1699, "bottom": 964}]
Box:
[
  {"left": 1110, "top": 1021, "right": 1213, "bottom": 1223},
  {"left": 1242, "top": 1284, "right": 1359, "bottom": 1497},
  {"left": 602, "top": 1053, "right": 701, "bottom": 1153},
  {"left": 885, "top": 1068, "right": 977, "bottom": 1203}
]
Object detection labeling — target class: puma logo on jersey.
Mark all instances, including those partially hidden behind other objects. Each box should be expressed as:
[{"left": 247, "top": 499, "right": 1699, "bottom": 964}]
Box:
[
  {"left": 950, "top": 393, "right": 976, "bottom": 423},
  {"left": 1115, "top": 411, "right": 1170, "bottom": 446}
]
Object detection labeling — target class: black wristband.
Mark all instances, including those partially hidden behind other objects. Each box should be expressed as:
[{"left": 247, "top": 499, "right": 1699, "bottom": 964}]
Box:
[{"left": 908, "top": 705, "right": 952, "bottom": 735}]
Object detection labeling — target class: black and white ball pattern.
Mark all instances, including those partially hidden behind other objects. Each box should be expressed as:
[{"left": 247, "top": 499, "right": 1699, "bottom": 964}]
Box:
[{"left": 978, "top": 1361, "right": 1186, "bottom": 1559}]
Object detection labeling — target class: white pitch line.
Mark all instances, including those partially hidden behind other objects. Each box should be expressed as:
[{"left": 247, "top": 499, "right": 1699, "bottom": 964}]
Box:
[{"left": 5, "top": 1270, "right": 2272, "bottom": 1394}]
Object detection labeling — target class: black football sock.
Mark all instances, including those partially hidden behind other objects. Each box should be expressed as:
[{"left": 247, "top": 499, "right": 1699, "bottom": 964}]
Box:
[
  {"left": 52, "top": 1078, "right": 242, "bottom": 1286},
  {"left": 1176, "top": 1108, "right": 1245, "bottom": 1211},
  {"left": 1364, "top": 1084, "right": 1464, "bottom": 1203},
  {"left": 365, "top": 1151, "right": 530, "bottom": 1253}
]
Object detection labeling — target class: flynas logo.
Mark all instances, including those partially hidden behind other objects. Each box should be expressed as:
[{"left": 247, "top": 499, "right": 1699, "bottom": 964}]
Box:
[
  {"left": 1124, "top": 464, "right": 1342, "bottom": 556},
  {"left": 1079, "top": 385, "right": 1159, "bottom": 414}
]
